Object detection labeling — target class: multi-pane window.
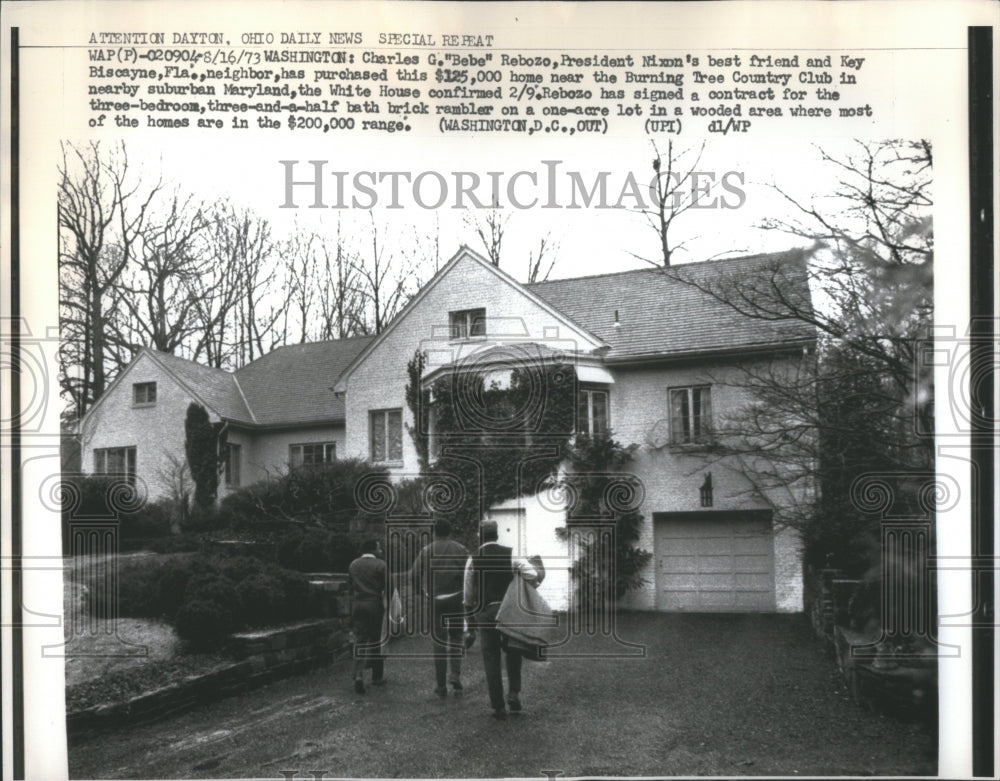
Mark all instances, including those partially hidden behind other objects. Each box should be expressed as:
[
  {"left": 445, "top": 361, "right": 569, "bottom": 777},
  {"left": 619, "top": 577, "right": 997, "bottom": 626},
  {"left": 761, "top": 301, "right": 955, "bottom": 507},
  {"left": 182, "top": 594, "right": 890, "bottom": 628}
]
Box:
[
  {"left": 289, "top": 442, "right": 336, "bottom": 469},
  {"left": 669, "top": 386, "right": 712, "bottom": 444},
  {"left": 449, "top": 307, "right": 486, "bottom": 339},
  {"left": 577, "top": 389, "right": 609, "bottom": 437},
  {"left": 370, "top": 409, "right": 403, "bottom": 463},
  {"left": 94, "top": 446, "right": 137, "bottom": 484},
  {"left": 133, "top": 382, "right": 157, "bottom": 405},
  {"left": 225, "top": 444, "right": 242, "bottom": 487}
]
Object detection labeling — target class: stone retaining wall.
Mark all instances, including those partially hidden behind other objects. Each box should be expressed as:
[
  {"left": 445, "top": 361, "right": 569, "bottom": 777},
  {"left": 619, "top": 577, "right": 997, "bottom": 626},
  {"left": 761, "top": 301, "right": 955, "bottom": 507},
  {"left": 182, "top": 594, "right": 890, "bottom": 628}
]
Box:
[{"left": 67, "top": 618, "right": 352, "bottom": 737}]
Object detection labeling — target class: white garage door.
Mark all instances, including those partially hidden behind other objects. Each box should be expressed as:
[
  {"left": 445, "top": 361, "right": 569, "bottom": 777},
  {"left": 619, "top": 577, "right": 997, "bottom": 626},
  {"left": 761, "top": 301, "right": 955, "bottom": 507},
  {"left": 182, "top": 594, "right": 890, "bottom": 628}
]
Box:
[{"left": 654, "top": 512, "right": 775, "bottom": 612}]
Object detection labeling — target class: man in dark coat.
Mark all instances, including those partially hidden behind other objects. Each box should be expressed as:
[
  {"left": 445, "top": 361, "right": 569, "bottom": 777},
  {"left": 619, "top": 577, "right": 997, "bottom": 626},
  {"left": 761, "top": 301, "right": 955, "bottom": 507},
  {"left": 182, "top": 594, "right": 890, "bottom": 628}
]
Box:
[
  {"left": 463, "top": 520, "right": 537, "bottom": 719},
  {"left": 407, "top": 520, "right": 470, "bottom": 696},
  {"left": 348, "top": 538, "right": 387, "bottom": 693}
]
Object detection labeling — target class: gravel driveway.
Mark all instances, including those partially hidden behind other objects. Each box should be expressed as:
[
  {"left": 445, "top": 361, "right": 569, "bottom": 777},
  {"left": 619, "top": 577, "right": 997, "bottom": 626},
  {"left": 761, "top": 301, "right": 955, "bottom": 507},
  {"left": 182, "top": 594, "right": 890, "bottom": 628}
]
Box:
[{"left": 69, "top": 612, "right": 936, "bottom": 778}]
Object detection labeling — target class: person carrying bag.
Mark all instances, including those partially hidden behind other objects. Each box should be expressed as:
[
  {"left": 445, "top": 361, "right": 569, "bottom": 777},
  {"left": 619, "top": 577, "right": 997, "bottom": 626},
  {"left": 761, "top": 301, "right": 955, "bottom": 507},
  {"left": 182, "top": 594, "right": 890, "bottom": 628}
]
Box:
[{"left": 495, "top": 554, "right": 560, "bottom": 662}]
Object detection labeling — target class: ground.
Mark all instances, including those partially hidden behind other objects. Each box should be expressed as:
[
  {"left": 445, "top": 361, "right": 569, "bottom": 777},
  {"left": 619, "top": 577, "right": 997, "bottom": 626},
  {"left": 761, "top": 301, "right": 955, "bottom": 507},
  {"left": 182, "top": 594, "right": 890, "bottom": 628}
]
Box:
[{"left": 68, "top": 613, "right": 936, "bottom": 778}]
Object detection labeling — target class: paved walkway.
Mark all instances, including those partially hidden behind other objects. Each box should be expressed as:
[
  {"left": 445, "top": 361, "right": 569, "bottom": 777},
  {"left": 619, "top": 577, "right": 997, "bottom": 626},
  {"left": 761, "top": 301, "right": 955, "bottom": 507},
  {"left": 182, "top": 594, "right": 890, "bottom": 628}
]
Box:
[{"left": 69, "top": 613, "right": 936, "bottom": 778}]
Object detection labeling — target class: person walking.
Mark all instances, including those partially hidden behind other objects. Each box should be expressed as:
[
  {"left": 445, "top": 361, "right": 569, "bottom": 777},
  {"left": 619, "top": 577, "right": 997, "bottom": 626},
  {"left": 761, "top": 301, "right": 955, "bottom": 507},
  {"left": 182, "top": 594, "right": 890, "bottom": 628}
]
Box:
[
  {"left": 464, "top": 520, "right": 537, "bottom": 719},
  {"left": 407, "top": 520, "right": 470, "bottom": 697},
  {"left": 348, "top": 538, "right": 388, "bottom": 694}
]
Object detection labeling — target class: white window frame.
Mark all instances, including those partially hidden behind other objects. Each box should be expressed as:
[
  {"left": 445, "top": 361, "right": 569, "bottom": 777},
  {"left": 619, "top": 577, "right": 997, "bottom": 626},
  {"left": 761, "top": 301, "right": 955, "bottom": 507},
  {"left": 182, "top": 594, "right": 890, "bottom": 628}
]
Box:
[
  {"left": 370, "top": 408, "right": 403, "bottom": 464},
  {"left": 132, "top": 381, "right": 157, "bottom": 406},
  {"left": 668, "top": 385, "right": 713, "bottom": 445},
  {"left": 93, "top": 446, "right": 137, "bottom": 484},
  {"left": 225, "top": 443, "right": 242, "bottom": 487},
  {"left": 577, "top": 387, "right": 610, "bottom": 437},
  {"left": 289, "top": 441, "right": 337, "bottom": 469},
  {"left": 448, "top": 307, "right": 486, "bottom": 339}
]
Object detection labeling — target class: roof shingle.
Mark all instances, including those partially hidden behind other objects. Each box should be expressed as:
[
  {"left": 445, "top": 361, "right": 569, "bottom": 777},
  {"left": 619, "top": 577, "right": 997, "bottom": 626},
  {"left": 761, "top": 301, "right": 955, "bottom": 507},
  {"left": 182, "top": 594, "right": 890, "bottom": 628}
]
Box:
[
  {"left": 233, "top": 336, "right": 375, "bottom": 425},
  {"left": 527, "top": 251, "right": 815, "bottom": 361},
  {"left": 149, "top": 351, "right": 255, "bottom": 424}
]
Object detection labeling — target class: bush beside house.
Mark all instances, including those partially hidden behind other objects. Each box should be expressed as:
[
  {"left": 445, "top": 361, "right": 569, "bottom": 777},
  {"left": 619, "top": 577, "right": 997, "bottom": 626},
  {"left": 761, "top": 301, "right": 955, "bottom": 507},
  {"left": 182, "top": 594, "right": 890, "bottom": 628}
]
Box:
[{"left": 84, "top": 553, "right": 315, "bottom": 649}]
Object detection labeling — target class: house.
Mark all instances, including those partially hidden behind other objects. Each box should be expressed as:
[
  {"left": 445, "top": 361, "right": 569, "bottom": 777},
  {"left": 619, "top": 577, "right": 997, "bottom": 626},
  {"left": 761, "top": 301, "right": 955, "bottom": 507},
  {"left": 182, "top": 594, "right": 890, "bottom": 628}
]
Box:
[
  {"left": 77, "top": 336, "right": 374, "bottom": 500},
  {"left": 80, "top": 246, "right": 816, "bottom": 614}
]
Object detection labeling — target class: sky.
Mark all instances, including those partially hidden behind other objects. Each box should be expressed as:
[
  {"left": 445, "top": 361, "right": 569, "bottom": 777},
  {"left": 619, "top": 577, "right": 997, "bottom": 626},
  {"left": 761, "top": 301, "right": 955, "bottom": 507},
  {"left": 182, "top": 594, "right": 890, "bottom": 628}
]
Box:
[{"left": 90, "top": 133, "right": 864, "bottom": 284}]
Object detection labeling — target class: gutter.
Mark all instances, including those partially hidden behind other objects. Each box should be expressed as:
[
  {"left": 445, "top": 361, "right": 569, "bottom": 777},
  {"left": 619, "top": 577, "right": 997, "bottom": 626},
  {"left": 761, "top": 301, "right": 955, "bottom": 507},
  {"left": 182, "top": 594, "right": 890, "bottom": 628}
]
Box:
[{"left": 603, "top": 338, "right": 816, "bottom": 368}]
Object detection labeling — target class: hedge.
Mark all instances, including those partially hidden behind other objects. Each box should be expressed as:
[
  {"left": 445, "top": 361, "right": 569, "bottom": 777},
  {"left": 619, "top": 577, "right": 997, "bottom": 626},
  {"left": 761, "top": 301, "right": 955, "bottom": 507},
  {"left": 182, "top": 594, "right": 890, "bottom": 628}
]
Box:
[{"left": 84, "top": 553, "right": 316, "bottom": 649}]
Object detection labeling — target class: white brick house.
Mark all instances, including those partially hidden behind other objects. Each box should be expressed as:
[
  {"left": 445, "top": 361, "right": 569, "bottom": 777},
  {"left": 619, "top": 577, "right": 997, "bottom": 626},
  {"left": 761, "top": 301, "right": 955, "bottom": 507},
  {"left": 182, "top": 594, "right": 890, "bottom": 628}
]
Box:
[
  {"left": 78, "top": 337, "right": 373, "bottom": 500},
  {"left": 80, "top": 246, "right": 815, "bottom": 613}
]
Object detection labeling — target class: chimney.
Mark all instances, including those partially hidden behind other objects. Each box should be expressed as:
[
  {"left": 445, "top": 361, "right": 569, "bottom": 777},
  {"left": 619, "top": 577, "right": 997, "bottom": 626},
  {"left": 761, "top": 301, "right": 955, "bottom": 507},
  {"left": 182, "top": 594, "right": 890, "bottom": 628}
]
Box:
[{"left": 613, "top": 309, "right": 620, "bottom": 328}]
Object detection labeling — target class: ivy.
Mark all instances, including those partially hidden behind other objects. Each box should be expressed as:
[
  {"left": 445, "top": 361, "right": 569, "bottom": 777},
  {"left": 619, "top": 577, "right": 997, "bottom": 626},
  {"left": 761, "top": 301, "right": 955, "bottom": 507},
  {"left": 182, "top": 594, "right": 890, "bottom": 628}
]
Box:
[
  {"left": 405, "top": 349, "right": 574, "bottom": 540},
  {"left": 403, "top": 349, "right": 650, "bottom": 599},
  {"left": 560, "top": 435, "right": 652, "bottom": 602}
]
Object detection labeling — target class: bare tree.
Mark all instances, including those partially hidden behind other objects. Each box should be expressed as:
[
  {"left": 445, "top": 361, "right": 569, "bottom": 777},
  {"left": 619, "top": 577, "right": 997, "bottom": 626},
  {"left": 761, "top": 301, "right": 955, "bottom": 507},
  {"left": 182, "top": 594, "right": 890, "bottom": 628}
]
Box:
[
  {"left": 525, "top": 234, "right": 558, "bottom": 283},
  {"left": 187, "top": 203, "right": 247, "bottom": 368},
  {"left": 282, "top": 224, "right": 319, "bottom": 343},
  {"left": 662, "top": 140, "right": 933, "bottom": 573},
  {"left": 315, "top": 218, "right": 366, "bottom": 339},
  {"left": 639, "top": 140, "right": 713, "bottom": 268},
  {"left": 58, "top": 141, "right": 162, "bottom": 416},
  {"left": 467, "top": 206, "right": 509, "bottom": 267},
  {"left": 352, "top": 215, "right": 417, "bottom": 335},
  {"left": 116, "top": 191, "right": 210, "bottom": 356}
]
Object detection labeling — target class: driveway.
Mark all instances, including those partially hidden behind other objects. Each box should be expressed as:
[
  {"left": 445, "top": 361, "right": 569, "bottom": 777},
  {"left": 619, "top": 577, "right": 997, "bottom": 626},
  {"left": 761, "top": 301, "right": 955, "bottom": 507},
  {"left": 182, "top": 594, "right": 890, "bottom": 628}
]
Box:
[{"left": 69, "top": 613, "right": 936, "bottom": 778}]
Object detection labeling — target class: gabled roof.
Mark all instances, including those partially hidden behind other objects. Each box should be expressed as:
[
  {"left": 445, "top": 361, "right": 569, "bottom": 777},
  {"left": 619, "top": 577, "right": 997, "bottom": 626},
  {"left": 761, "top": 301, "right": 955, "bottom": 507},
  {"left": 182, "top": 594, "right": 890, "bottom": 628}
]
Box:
[
  {"left": 82, "top": 337, "right": 374, "bottom": 433},
  {"left": 147, "top": 349, "right": 255, "bottom": 423},
  {"left": 234, "top": 336, "right": 374, "bottom": 425},
  {"left": 333, "top": 246, "right": 608, "bottom": 393},
  {"left": 527, "top": 250, "right": 815, "bottom": 362}
]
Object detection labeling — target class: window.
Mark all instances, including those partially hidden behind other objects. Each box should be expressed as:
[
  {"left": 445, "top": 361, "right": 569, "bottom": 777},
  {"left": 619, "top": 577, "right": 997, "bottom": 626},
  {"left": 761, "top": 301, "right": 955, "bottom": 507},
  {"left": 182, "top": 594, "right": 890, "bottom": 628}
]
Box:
[
  {"left": 577, "top": 389, "right": 609, "bottom": 436},
  {"left": 133, "top": 382, "right": 157, "bottom": 405},
  {"left": 370, "top": 409, "right": 403, "bottom": 463},
  {"left": 225, "top": 444, "right": 242, "bottom": 487},
  {"left": 289, "top": 442, "right": 336, "bottom": 469},
  {"left": 449, "top": 307, "right": 486, "bottom": 339},
  {"left": 94, "top": 446, "right": 137, "bottom": 484},
  {"left": 669, "top": 386, "right": 712, "bottom": 444}
]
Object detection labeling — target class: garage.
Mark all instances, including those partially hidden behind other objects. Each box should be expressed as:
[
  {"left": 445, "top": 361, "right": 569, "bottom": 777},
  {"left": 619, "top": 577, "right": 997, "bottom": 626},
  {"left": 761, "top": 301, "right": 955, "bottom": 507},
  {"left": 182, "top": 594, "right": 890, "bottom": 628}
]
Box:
[{"left": 653, "top": 511, "right": 776, "bottom": 612}]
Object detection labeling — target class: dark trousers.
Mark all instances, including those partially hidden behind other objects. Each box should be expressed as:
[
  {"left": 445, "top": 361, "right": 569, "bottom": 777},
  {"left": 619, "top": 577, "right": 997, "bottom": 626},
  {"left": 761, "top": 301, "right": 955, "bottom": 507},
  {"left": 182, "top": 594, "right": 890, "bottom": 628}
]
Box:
[
  {"left": 352, "top": 597, "right": 384, "bottom": 681},
  {"left": 431, "top": 594, "right": 464, "bottom": 687},
  {"left": 480, "top": 624, "right": 522, "bottom": 711}
]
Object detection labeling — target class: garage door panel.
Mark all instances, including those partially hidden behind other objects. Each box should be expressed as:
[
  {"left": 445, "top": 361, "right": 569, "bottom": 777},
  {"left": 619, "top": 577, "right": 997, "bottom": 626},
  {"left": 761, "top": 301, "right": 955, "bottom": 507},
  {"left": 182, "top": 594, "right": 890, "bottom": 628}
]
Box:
[
  {"left": 660, "top": 556, "right": 698, "bottom": 573},
  {"left": 699, "top": 592, "right": 739, "bottom": 610},
  {"left": 698, "top": 555, "right": 736, "bottom": 573},
  {"left": 654, "top": 513, "right": 776, "bottom": 612},
  {"left": 693, "top": 573, "right": 734, "bottom": 589},
  {"left": 734, "top": 555, "right": 770, "bottom": 572},
  {"left": 665, "top": 591, "right": 700, "bottom": 610},
  {"left": 734, "top": 572, "right": 772, "bottom": 589}
]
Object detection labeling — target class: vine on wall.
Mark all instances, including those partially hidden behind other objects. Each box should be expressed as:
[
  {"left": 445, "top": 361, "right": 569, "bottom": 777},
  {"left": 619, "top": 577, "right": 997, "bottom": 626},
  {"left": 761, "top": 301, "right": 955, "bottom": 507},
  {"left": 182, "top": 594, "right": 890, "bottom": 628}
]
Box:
[{"left": 404, "top": 349, "right": 650, "bottom": 597}]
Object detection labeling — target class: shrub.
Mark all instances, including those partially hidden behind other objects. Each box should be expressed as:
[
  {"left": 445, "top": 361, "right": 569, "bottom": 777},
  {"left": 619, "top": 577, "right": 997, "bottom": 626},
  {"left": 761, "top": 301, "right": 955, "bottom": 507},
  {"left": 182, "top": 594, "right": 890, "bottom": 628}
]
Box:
[
  {"left": 235, "top": 573, "right": 287, "bottom": 626},
  {"left": 175, "top": 599, "right": 234, "bottom": 649},
  {"left": 61, "top": 475, "right": 174, "bottom": 554},
  {"left": 145, "top": 533, "right": 207, "bottom": 555},
  {"left": 218, "top": 459, "right": 387, "bottom": 532},
  {"left": 278, "top": 570, "right": 311, "bottom": 621},
  {"left": 217, "top": 555, "right": 266, "bottom": 582},
  {"left": 275, "top": 529, "right": 357, "bottom": 572},
  {"left": 82, "top": 550, "right": 329, "bottom": 649},
  {"left": 154, "top": 560, "right": 199, "bottom": 619}
]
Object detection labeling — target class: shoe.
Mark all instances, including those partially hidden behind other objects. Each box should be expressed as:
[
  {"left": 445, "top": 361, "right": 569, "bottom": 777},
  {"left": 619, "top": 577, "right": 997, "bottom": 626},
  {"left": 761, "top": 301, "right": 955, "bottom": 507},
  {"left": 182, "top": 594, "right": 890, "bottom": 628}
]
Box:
[
  {"left": 507, "top": 694, "right": 522, "bottom": 713},
  {"left": 371, "top": 678, "right": 386, "bottom": 687},
  {"left": 492, "top": 708, "right": 508, "bottom": 720},
  {"left": 449, "top": 679, "right": 463, "bottom": 691},
  {"left": 434, "top": 686, "right": 448, "bottom": 698},
  {"left": 354, "top": 679, "right": 365, "bottom": 694}
]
